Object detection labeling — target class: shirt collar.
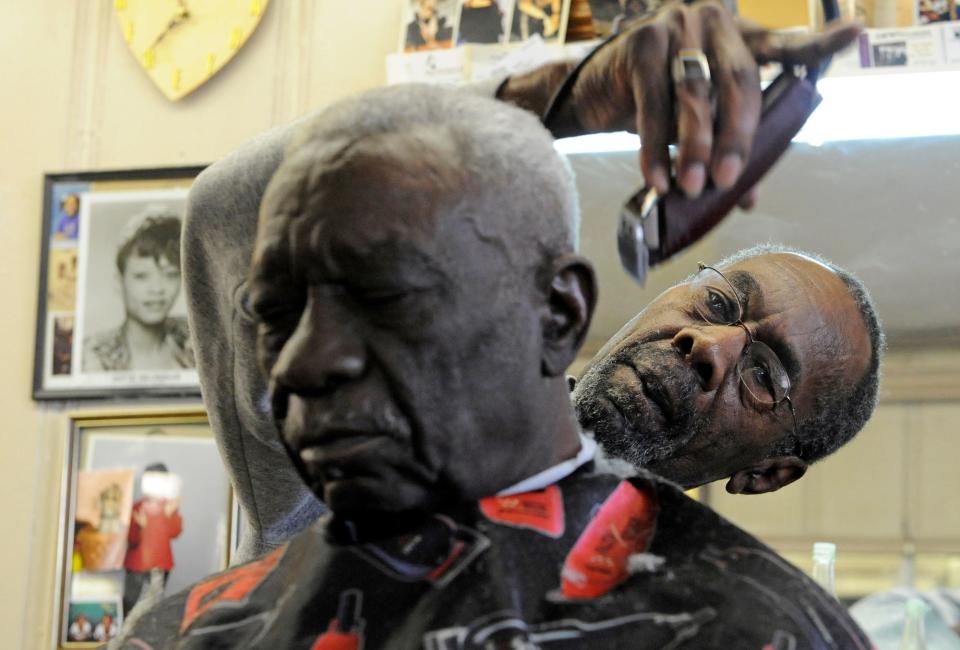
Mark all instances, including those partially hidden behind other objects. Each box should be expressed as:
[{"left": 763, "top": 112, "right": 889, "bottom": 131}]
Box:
[{"left": 495, "top": 432, "right": 597, "bottom": 496}]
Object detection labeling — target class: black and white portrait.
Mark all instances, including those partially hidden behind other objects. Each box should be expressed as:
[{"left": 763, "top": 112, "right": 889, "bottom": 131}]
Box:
[{"left": 74, "top": 189, "right": 197, "bottom": 389}]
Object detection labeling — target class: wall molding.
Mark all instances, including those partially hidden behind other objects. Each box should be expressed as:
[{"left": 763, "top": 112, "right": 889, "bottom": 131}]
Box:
[
  {"left": 65, "top": 0, "right": 112, "bottom": 169},
  {"left": 271, "top": 0, "right": 316, "bottom": 127},
  {"left": 880, "top": 346, "right": 960, "bottom": 402}
]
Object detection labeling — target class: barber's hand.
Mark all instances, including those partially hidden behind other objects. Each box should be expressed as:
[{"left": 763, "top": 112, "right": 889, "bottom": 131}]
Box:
[{"left": 569, "top": 1, "right": 861, "bottom": 199}]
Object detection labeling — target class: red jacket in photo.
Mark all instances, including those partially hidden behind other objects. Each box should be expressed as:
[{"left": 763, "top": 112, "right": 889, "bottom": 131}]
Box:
[{"left": 124, "top": 498, "right": 183, "bottom": 572}]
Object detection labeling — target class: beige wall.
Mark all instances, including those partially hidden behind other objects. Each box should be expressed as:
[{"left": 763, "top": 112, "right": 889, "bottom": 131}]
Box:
[
  {"left": 0, "top": 2, "right": 401, "bottom": 647},
  {"left": 711, "top": 398, "right": 960, "bottom": 549},
  {"left": 709, "top": 392, "right": 960, "bottom": 598}
]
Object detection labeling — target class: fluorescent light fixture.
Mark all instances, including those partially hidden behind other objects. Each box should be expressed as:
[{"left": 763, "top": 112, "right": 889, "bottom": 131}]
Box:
[
  {"left": 795, "top": 71, "right": 960, "bottom": 145},
  {"left": 553, "top": 70, "right": 960, "bottom": 154},
  {"left": 554, "top": 131, "right": 639, "bottom": 155}
]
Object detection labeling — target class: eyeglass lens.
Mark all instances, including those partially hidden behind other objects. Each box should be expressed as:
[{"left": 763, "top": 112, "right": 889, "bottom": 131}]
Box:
[{"left": 693, "top": 265, "right": 791, "bottom": 405}]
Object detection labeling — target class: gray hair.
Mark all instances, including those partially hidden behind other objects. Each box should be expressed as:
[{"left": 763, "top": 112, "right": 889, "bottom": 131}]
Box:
[
  {"left": 275, "top": 84, "right": 580, "bottom": 276},
  {"left": 714, "top": 243, "right": 885, "bottom": 464}
]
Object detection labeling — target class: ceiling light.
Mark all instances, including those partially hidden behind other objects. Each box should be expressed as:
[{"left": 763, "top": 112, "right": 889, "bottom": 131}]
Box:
[{"left": 554, "top": 70, "right": 960, "bottom": 154}]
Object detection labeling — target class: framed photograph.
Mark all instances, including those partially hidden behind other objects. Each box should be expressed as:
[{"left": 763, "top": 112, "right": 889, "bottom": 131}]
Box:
[
  {"left": 456, "top": 0, "right": 514, "bottom": 45},
  {"left": 65, "top": 598, "right": 121, "bottom": 644},
  {"left": 507, "top": 0, "right": 571, "bottom": 44},
  {"left": 401, "top": 0, "right": 460, "bottom": 52},
  {"left": 33, "top": 166, "right": 206, "bottom": 400},
  {"left": 917, "top": 0, "right": 952, "bottom": 22},
  {"left": 585, "top": 0, "right": 665, "bottom": 38},
  {"left": 53, "top": 409, "right": 235, "bottom": 649}
]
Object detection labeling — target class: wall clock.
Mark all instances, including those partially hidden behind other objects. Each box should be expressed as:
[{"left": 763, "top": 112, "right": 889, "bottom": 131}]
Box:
[{"left": 114, "top": 0, "right": 271, "bottom": 101}]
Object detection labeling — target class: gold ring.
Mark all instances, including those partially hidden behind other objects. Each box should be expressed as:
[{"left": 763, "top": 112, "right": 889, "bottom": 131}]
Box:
[{"left": 672, "top": 48, "right": 711, "bottom": 85}]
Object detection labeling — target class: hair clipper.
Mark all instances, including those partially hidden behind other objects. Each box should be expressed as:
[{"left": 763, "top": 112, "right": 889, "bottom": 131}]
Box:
[{"left": 617, "top": 0, "right": 841, "bottom": 285}]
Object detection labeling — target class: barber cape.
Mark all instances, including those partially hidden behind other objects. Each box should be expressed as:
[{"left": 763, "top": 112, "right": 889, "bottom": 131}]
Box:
[{"left": 121, "top": 468, "right": 869, "bottom": 649}]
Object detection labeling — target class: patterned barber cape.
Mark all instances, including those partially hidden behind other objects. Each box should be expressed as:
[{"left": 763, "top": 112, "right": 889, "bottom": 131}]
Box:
[{"left": 121, "top": 469, "right": 870, "bottom": 649}]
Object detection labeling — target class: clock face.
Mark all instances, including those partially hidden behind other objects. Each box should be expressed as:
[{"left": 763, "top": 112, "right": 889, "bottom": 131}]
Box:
[{"left": 114, "top": 0, "right": 271, "bottom": 101}]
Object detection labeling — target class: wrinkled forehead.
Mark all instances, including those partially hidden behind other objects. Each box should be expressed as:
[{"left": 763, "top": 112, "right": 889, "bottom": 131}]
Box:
[
  {"left": 725, "top": 252, "right": 871, "bottom": 383},
  {"left": 255, "top": 133, "right": 471, "bottom": 280},
  {"left": 719, "top": 252, "right": 839, "bottom": 306}
]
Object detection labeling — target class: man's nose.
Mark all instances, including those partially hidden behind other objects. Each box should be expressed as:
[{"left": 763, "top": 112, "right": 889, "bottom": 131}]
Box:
[
  {"left": 270, "top": 308, "right": 366, "bottom": 396},
  {"left": 672, "top": 325, "right": 749, "bottom": 392}
]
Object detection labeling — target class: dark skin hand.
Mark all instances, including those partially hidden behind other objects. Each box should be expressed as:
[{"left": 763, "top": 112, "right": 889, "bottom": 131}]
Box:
[{"left": 499, "top": 1, "right": 862, "bottom": 204}]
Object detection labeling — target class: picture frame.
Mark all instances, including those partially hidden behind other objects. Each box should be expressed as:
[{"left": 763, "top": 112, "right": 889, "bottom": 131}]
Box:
[
  {"left": 400, "top": 0, "right": 462, "bottom": 52},
  {"left": 585, "top": 0, "right": 665, "bottom": 38},
  {"left": 455, "top": 0, "right": 515, "bottom": 45},
  {"left": 507, "top": 0, "right": 571, "bottom": 45},
  {"left": 53, "top": 409, "right": 235, "bottom": 649},
  {"left": 33, "top": 166, "right": 207, "bottom": 400}
]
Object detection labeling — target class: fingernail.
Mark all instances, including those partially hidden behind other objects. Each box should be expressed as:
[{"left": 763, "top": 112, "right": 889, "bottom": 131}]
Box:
[
  {"left": 714, "top": 153, "right": 743, "bottom": 189},
  {"left": 681, "top": 163, "right": 706, "bottom": 197},
  {"left": 648, "top": 166, "right": 669, "bottom": 194}
]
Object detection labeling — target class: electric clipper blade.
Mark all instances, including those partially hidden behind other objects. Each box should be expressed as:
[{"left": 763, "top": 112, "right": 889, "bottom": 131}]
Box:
[{"left": 617, "top": 187, "right": 659, "bottom": 286}]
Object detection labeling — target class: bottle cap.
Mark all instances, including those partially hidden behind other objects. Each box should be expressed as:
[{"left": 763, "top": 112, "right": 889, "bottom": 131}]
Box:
[
  {"left": 905, "top": 597, "right": 928, "bottom": 617},
  {"left": 813, "top": 542, "right": 837, "bottom": 562}
]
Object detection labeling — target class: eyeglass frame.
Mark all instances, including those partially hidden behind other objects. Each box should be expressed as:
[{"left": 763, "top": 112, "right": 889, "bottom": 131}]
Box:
[{"left": 693, "top": 262, "right": 802, "bottom": 457}]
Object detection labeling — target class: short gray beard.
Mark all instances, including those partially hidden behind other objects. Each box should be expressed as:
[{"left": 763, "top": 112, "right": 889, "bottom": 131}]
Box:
[{"left": 573, "top": 345, "right": 701, "bottom": 470}]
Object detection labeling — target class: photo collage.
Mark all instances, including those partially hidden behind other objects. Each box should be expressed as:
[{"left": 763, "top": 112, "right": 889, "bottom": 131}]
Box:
[
  {"left": 58, "top": 415, "right": 233, "bottom": 648},
  {"left": 35, "top": 169, "right": 205, "bottom": 400},
  {"left": 400, "top": 0, "right": 573, "bottom": 51}
]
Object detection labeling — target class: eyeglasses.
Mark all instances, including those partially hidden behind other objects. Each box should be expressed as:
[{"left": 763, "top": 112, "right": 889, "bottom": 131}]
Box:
[{"left": 692, "top": 263, "right": 799, "bottom": 446}]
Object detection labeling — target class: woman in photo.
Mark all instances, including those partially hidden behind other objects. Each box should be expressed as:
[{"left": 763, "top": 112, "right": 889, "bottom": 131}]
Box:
[
  {"left": 82, "top": 212, "right": 194, "bottom": 372},
  {"left": 405, "top": 0, "right": 454, "bottom": 51},
  {"left": 458, "top": 0, "right": 504, "bottom": 44},
  {"left": 512, "top": 0, "right": 562, "bottom": 41},
  {"left": 123, "top": 463, "right": 183, "bottom": 616}
]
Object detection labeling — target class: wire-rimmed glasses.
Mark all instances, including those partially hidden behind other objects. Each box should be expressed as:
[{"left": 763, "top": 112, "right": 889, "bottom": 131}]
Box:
[{"left": 691, "top": 263, "right": 799, "bottom": 443}]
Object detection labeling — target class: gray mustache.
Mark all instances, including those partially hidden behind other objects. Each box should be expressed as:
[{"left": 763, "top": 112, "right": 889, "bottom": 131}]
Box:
[
  {"left": 281, "top": 395, "right": 413, "bottom": 444},
  {"left": 307, "top": 410, "right": 412, "bottom": 440}
]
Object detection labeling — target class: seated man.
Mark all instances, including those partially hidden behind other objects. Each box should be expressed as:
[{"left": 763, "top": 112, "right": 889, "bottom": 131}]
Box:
[
  {"left": 122, "top": 83, "right": 870, "bottom": 649},
  {"left": 574, "top": 244, "right": 884, "bottom": 494}
]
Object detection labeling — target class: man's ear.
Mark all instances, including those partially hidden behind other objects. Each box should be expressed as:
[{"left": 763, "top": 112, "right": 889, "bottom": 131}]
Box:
[
  {"left": 541, "top": 255, "right": 597, "bottom": 377},
  {"left": 725, "top": 457, "right": 808, "bottom": 495}
]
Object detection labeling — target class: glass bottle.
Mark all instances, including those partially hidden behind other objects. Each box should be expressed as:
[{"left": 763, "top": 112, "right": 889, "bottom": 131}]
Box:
[
  {"left": 899, "top": 597, "right": 928, "bottom": 650},
  {"left": 811, "top": 541, "right": 837, "bottom": 598}
]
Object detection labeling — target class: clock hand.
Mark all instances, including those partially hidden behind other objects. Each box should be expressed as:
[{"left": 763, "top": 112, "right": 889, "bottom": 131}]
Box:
[{"left": 147, "top": 3, "right": 192, "bottom": 51}]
